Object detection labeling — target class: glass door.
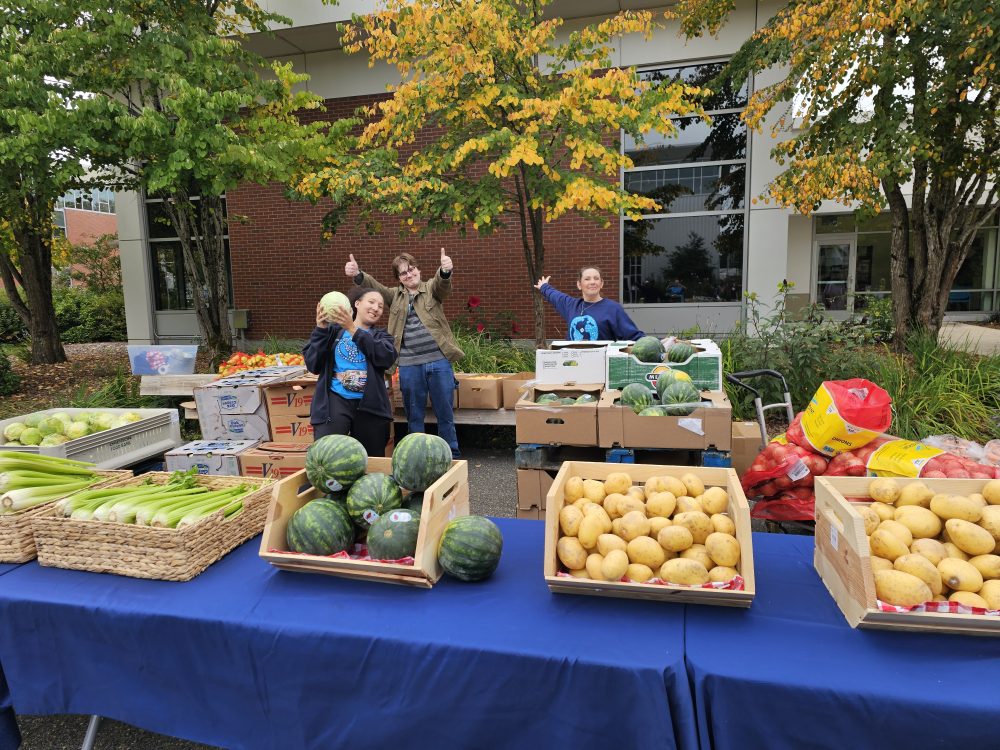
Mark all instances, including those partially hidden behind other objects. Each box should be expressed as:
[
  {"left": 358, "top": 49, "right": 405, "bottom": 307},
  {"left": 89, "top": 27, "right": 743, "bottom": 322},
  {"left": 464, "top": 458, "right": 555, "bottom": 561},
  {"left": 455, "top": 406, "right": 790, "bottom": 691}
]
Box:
[{"left": 814, "top": 237, "right": 856, "bottom": 316}]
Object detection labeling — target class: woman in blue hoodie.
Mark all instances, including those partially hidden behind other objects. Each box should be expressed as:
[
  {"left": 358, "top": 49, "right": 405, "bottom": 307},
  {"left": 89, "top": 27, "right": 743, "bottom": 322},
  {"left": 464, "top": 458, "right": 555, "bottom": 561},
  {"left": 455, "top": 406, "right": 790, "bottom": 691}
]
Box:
[{"left": 535, "top": 266, "right": 644, "bottom": 341}]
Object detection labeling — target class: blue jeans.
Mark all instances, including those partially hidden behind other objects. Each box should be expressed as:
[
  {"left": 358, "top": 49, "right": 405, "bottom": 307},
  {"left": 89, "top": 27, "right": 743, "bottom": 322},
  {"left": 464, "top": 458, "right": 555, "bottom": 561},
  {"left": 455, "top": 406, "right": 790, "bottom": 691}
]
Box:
[{"left": 398, "top": 359, "right": 460, "bottom": 457}]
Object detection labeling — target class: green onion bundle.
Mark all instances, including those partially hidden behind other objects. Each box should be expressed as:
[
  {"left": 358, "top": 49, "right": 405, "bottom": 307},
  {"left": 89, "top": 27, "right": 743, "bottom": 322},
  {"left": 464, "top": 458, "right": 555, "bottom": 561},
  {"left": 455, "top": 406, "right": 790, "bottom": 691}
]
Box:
[{"left": 0, "top": 452, "right": 102, "bottom": 513}]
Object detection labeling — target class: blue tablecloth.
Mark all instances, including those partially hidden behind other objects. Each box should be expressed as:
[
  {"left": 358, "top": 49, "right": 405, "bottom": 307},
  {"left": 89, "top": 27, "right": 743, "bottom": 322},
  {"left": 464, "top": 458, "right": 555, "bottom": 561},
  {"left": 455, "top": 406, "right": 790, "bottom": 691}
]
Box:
[
  {"left": 0, "top": 519, "right": 697, "bottom": 750},
  {"left": 685, "top": 532, "right": 1000, "bottom": 750},
  {"left": 0, "top": 563, "right": 23, "bottom": 750}
]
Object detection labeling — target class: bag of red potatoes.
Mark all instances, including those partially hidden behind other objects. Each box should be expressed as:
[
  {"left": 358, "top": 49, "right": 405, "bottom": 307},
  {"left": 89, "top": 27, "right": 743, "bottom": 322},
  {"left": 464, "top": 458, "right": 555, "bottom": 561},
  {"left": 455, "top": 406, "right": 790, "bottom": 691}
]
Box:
[{"left": 741, "top": 436, "right": 831, "bottom": 521}]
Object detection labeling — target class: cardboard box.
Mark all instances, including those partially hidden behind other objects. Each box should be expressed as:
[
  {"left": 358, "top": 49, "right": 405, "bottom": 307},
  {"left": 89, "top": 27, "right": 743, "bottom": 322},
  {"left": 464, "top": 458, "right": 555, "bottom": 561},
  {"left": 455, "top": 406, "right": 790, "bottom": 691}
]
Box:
[
  {"left": 195, "top": 366, "right": 306, "bottom": 441},
  {"left": 516, "top": 468, "right": 557, "bottom": 510},
  {"left": 730, "top": 421, "right": 765, "bottom": 478},
  {"left": 597, "top": 390, "right": 733, "bottom": 450},
  {"left": 606, "top": 338, "right": 723, "bottom": 391},
  {"left": 240, "top": 442, "right": 311, "bottom": 480},
  {"left": 501, "top": 372, "right": 535, "bottom": 410},
  {"left": 514, "top": 384, "right": 603, "bottom": 446},
  {"left": 391, "top": 377, "right": 458, "bottom": 411},
  {"left": 165, "top": 439, "right": 261, "bottom": 476},
  {"left": 264, "top": 377, "right": 317, "bottom": 418},
  {"left": 535, "top": 345, "right": 609, "bottom": 385},
  {"left": 457, "top": 374, "right": 504, "bottom": 410},
  {"left": 516, "top": 508, "right": 544, "bottom": 520},
  {"left": 269, "top": 414, "right": 315, "bottom": 443}
]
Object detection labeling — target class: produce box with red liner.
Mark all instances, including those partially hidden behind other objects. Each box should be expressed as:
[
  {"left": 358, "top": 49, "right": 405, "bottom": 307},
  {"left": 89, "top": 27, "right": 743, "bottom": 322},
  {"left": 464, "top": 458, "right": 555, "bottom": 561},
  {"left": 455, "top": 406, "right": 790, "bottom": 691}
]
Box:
[{"left": 240, "top": 442, "right": 310, "bottom": 480}]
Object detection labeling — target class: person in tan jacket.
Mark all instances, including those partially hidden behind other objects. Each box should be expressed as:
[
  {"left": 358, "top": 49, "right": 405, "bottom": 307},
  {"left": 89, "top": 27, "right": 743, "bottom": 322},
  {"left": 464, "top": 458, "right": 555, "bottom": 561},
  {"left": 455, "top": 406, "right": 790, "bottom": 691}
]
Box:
[{"left": 345, "top": 248, "right": 465, "bottom": 457}]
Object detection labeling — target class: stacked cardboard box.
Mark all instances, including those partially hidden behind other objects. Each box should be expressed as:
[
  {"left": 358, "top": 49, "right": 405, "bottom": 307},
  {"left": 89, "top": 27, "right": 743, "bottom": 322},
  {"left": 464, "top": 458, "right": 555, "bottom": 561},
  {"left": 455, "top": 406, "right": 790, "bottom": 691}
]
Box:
[
  {"left": 515, "top": 468, "right": 557, "bottom": 519},
  {"left": 194, "top": 366, "right": 306, "bottom": 441},
  {"left": 514, "top": 384, "right": 604, "bottom": 446},
  {"left": 165, "top": 440, "right": 261, "bottom": 476},
  {"left": 605, "top": 338, "right": 723, "bottom": 391},
  {"left": 264, "top": 377, "right": 317, "bottom": 443},
  {"left": 239, "top": 442, "right": 311, "bottom": 480},
  {"left": 597, "top": 389, "right": 732, "bottom": 451}
]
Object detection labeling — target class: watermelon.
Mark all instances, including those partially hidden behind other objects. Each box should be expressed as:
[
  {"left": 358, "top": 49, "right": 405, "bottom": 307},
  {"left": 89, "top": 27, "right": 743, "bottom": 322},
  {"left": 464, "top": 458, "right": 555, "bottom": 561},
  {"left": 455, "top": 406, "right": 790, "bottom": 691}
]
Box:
[
  {"left": 306, "top": 434, "right": 368, "bottom": 493},
  {"left": 285, "top": 498, "right": 355, "bottom": 555},
  {"left": 366, "top": 507, "right": 422, "bottom": 560},
  {"left": 437, "top": 515, "right": 503, "bottom": 582},
  {"left": 392, "top": 432, "right": 452, "bottom": 491},
  {"left": 655, "top": 368, "right": 693, "bottom": 399},
  {"left": 535, "top": 393, "right": 560, "bottom": 404},
  {"left": 638, "top": 405, "right": 672, "bottom": 416},
  {"left": 660, "top": 380, "right": 701, "bottom": 416},
  {"left": 632, "top": 335, "right": 665, "bottom": 363},
  {"left": 346, "top": 472, "right": 404, "bottom": 529},
  {"left": 403, "top": 491, "right": 424, "bottom": 511},
  {"left": 620, "top": 382, "right": 656, "bottom": 414},
  {"left": 558, "top": 397, "right": 576, "bottom": 405},
  {"left": 666, "top": 341, "right": 696, "bottom": 363},
  {"left": 574, "top": 394, "right": 597, "bottom": 404}
]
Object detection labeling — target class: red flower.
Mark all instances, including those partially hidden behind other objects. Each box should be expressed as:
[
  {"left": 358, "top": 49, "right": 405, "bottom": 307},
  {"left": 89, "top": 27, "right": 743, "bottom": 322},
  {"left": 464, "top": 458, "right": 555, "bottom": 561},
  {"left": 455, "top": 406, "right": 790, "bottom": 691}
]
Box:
[
  {"left": 467, "top": 296, "right": 481, "bottom": 309},
  {"left": 476, "top": 323, "right": 486, "bottom": 333},
  {"left": 511, "top": 321, "right": 521, "bottom": 334}
]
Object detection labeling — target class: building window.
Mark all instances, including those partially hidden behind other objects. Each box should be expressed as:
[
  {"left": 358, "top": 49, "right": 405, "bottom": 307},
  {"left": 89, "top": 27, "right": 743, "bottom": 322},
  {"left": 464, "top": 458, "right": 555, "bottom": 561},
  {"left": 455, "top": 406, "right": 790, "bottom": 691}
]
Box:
[
  {"left": 623, "top": 61, "right": 748, "bottom": 304},
  {"left": 145, "top": 196, "right": 233, "bottom": 311},
  {"left": 57, "top": 188, "right": 116, "bottom": 214}
]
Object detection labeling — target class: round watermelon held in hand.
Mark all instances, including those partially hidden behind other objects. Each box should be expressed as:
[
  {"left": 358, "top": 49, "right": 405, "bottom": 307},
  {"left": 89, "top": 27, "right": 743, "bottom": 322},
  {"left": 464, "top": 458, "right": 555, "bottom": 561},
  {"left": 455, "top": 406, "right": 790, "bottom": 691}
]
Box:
[
  {"left": 306, "top": 434, "right": 368, "bottom": 493},
  {"left": 438, "top": 515, "right": 504, "bottom": 582},
  {"left": 392, "top": 433, "right": 453, "bottom": 492}
]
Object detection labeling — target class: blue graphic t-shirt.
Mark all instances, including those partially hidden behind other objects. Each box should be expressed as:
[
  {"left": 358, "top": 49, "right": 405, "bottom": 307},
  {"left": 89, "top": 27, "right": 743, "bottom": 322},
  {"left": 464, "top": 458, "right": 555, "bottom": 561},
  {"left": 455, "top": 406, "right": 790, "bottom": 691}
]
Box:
[
  {"left": 330, "top": 330, "right": 367, "bottom": 400},
  {"left": 539, "top": 284, "right": 644, "bottom": 341}
]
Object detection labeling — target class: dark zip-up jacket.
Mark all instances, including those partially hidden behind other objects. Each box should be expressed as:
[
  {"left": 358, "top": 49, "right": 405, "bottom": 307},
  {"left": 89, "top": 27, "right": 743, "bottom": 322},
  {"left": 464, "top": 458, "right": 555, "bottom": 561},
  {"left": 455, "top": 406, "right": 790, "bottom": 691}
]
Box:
[{"left": 303, "top": 324, "right": 397, "bottom": 423}]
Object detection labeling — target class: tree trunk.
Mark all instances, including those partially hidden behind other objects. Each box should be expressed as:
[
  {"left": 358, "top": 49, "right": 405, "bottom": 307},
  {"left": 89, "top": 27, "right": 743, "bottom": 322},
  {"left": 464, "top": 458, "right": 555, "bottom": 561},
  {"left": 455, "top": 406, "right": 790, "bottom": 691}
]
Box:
[
  {"left": 884, "top": 182, "right": 912, "bottom": 352},
  {"left": 10, "top": 223, "right": 66, "bottom": 364},
  {"left": 515, "top": 170, "right": 547, "bottom": 348}
]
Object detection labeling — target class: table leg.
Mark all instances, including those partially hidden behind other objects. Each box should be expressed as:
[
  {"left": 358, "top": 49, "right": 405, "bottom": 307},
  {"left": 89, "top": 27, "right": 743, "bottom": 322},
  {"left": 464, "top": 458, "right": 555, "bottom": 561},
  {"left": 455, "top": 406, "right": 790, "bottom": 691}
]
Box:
[{"left": 81, "top": 714, "right": 101, "bottom": 750}]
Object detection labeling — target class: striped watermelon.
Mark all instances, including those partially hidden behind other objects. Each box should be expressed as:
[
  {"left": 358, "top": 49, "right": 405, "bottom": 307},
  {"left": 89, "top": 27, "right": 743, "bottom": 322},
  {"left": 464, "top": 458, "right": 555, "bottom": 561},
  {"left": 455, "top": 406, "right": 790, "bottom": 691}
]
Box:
[
  {"left": 285, "top": 498, "right": 355, "bottom": 555},
  {"left": 632, "top": 335, "right": 665, "bottom": 363},
  {"left": 437, "top": 515, "right": 503, "bottom": 582},
  {"left": 638, "top": 405, "right": 672, "bottom": 416},
  {"left": 620, "top": 382, "right": 656, "bottom": 414},
  {"left": 403, "top": 491, "right": 425, "bottom": 512},
  {"left": 666, "top": 341, "right": 696, "bottom": 363},
  {"left": 660, "top": 380, "right": 701, "bottom": 416},
  {"left": 392, "top": 432, "right": 452, "bottom": 491},
  {"left": 346, "top": 472, "right": 403, "bottom": 530},
  {"left": 655, "top": 368, "right": 693, "bottom": 400},
  {"left": 367, "top": 507, "right": 422, "bottom": 560},
  {"left": 306, "top": 434, "right": 368, "bottom": 492}
]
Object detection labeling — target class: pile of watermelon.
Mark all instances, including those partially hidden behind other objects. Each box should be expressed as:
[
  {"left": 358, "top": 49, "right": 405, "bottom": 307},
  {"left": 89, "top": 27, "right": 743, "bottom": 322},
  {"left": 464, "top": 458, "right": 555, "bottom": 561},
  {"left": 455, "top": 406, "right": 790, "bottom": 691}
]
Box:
[
  {"left": 534, "top": 392, "right": 595, "bottom": 405},
  {"left": 617, "top": 372, "right": 703, "bottom": 417}
]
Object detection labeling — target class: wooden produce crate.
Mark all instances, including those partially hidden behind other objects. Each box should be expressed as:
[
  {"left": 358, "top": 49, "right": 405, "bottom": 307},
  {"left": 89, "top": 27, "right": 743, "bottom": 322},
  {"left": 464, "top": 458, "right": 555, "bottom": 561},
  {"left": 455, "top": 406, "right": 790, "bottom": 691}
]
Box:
[
  {"left": 814, "top": 476, "right": 1000, "bottom": 636},
  {"left": 259, "top": 458, "right": 469, "bottom": 588},
  {"left": 0, "top": 470, "right": 133, "bottom": 563},
  {"left": 30, "top": 473, "right": 274, "bottom": 581},
  {"left": 543, "top": 461, "right": 755, "bottom": 606}
]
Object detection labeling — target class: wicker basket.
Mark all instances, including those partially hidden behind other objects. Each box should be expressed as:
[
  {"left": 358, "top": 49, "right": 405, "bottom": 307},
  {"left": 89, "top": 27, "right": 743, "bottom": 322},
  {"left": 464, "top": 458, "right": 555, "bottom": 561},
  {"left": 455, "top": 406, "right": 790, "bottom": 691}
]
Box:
[
  {"left": 30, "top": 472, "right": 273, "bottom": 581},
  {"left": 0, "top": 470, "right": 134, "bottom": 563}
]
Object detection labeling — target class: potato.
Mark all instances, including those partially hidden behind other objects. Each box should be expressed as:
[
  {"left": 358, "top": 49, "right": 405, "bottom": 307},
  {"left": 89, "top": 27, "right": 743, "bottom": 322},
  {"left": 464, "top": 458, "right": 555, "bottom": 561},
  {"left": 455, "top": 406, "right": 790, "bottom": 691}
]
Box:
[
  {"left": 681, "top": 472, "right": 706, "bottom": 498},
  {"left": 949, "top": 591, "right": 989, "bottom": 609},
  {"left": 627, "top": 536, "right": 667, "bottom": 569},
  {"left": 892, "top": 505, "right": 942, "bottom": 539},
  {"left": 611, "top": 518, "right": 623, "bottom": 537},
  {"left": 910, "top": 537, "right": 948, "bottom": 566},
  {"left": 658, "top": 525, "right": 694, "bottom": 553},
  {"left": 564, "top": 476, "right": 585, "bottom": 502},
  {"left": 602, "top": 493, "right": 627, "bottom": 519},
  {"left": 968, "top": 554, "right": 1000, "bottom": 580},
  {"left": 567, "top": 568, "right": 590, "bottom": 578},
  {"left": 874, "top": 570, "right": 933, "bottom": 607},
  {"left": 648, "top": 516, "right": 672, "bottom": 536},
  {"left": 645, "top": 491, "right": 677, "bottom": 518},
  {"left": 930, "top": 494, "right": 982, "bottom": 523},
  {"left": 859, "top": 506, "right": 880, "bottom": 536},
  {"left": 557, "top": 536, "right": 587, "bottom": 570},
  {"left": 870, "top": 555, "right": 894, "bottom": 572},
  {"left": 945, "top": 518, "right": 996, "bottom": 556},
  {"left": 675, "top": 494, "right": 704, "bottom": 514},
  {"left": 705, "top": 532, "right": 741, "bottom": 568},
  {"left": 577, "top": 514, "right": 605, "bottom": 550},
  {"left": 585, "top": 552, "right": 605, "bottom": 580},
  {"left": 626, "top": 563, "right": 655, "bottom": 583},
  {"left": 572, "top": 498, "right": 593, "bottom": 510},
  {"left": 627, "top": 486, "right": 647, "bottom": 501},
  {"left": 616, "top": 494, "right": 646, "bottom": 518},
  {"left": 603, "top": 472, "right": 631, "bottom": 495},
  {"left": 979, "top": 579, "right": 1000, "bottom": 609},
  {"left": 896, "top": 482, "right": 933, "bottom": 508},
  {"left": 582, "top": 479, "right": 607, "bottom": 503},
  {"left": 618, "top": 510, "right": 651, "bottom": 542},
  {"left": 870, "top": 501, "right": 895, "bottom": 522},
  {"left": 559, "top": 505, "right": 584, "bottom": 537},
  {"left": 969, "top": 493, "right": 988, "bottom": 508},
  {"left": 876, "top": 519, "right": 914, "bottom": 548},
  {"left": 597, "top": 533, "right": 627, "bottom": 556},
  {"left": 868, "top": 478, "right": 901, "bottom": 504},
  {"left": 680, "top": 544, "right": 714, "bottom": 571},
  {"left": 659, "top": 557, "right": 710, "bottom": 585},
  {"left": 710, "top": 513, "right": 736, "bottom": 536},
  {"left": 869, "top": 528, "right": 909, "bottom": 562},
  {"left": 893, "top": 553, "right": 943, "bottom": 595},
  {"left": 701, "top": 486, "right": 729, "bottom": 515},
  {"left": 582, "top": 503, "right": 612, "bottom": 532},
  {"left": 673, "top": 511, "right": 714, "bottom": 545},
  {"left": 647, "top": 475, "right": 687, "bottom": 497},
  {"left": 943, "top": 541, "right": 970, "bottom": 561},
  {"left": 978, "top": 506, "right": 1000, "bottom": 542},
  {"left": 708, "top": 566, "right": 740, "bottom": 583},
  {"left": 600, "top": 549, "right": 629, "bottom": 581},
  {"left": 983, "top": 479, "right": 1000, "bottom": 506},
  {"left": 937, "top": 557, "right": 984, "bottom": 592}
]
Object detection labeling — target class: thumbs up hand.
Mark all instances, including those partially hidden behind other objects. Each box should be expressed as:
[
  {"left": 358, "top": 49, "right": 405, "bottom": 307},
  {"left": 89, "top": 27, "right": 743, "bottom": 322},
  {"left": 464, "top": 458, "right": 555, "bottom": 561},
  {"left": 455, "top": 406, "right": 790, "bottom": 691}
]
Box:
[
  {"left": 345, "top": 253, "right": 359, "bottom": 278},
  {"left": 439, "top": 247, "right": 453, "bottom": 273}
]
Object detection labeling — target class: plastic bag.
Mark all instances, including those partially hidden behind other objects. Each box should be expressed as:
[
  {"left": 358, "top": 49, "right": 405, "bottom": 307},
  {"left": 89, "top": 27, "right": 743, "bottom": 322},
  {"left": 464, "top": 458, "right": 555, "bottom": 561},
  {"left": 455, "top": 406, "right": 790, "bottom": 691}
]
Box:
[
  {"left": 794, "top": 379, "right": 892, "bottom": 456},
  {"left": 921, "top": 435, "right": 987, "bottom": 463},
  {"left": 750, "top": 488, "right": 816, "bottom": 521},
  {"left": 741, "top": 439, "right": 830, "bottom": 521},
  {"left": 985, "top": 440, "right": 1000, "bottom": 467},
  {"left": 824, "top": 436, "right": 1000, "bottom": 479}
]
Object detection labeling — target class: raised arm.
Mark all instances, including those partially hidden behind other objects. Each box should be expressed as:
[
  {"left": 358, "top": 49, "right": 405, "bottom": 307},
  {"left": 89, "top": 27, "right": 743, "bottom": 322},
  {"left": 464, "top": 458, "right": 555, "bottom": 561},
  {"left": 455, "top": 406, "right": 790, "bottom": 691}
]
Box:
[{"left": 429, "top": 247, "right": 454, "bottom": 302}]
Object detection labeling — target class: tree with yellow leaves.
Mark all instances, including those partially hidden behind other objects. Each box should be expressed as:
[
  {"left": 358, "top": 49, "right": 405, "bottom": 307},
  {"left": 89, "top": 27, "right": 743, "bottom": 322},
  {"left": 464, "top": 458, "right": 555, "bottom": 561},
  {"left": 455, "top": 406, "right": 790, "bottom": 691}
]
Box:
[
  {"left": 295, "top": 0, "right": 704, "bottom": 345},
  {"left": 673, "top": 0, "right": 999, "bottom": 347}
]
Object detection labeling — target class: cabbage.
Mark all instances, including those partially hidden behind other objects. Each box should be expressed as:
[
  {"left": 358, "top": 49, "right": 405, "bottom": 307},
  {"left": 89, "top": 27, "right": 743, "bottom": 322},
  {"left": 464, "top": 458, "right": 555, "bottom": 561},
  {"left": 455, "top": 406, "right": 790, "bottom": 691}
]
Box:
[
  {"left": 120, "top": 412, "right": 143, "bottom": 424},
  {"left": 40, "top": 434, "right": 70, "bottom": 446},
  {"left": 319, "top": 291, "right": 350, "bottom": 319},
  {"left": 89, "top": 413, "right": 118, "bottom": 431},
  {"left": 65, "top": 421, "right": 91, "bottom": 440},
  {"left": 23, "top": 414, "right": 43, "bottom": 428},
  {"left": 37, "top": 417, "right": 66, "bottom": 437},
  {"left": 19, "top": 428, "right": 42, "bottom": 446},
  {"left": 3, "top": 422, "right": 26, "bottom": 442},
  {"left": 50, "top": 412, "right": 73, "bottom": 424}
]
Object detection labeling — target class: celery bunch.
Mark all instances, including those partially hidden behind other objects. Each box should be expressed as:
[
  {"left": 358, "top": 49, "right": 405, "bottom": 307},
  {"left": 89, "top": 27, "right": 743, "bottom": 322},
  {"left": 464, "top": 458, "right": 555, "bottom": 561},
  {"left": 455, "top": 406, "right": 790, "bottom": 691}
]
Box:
[{"left": 0, "top": 452, "right": 101, "bottom": 513}]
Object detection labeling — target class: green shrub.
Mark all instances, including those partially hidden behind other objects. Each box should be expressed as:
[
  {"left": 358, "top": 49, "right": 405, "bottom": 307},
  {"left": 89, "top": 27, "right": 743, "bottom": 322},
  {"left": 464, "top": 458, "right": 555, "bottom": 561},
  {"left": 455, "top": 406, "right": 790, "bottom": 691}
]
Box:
[
  {"left": 54, "top": 288, "right": 127, "bottom": 343},
  {"left": 0, "top": 293, "right": 27, "bottom": 343},
  {"left": 451, "top": 327, "right": 535, "bottom": 373},
  {"left": 0, "top": 352, "right": 19, "bottom": 396}
]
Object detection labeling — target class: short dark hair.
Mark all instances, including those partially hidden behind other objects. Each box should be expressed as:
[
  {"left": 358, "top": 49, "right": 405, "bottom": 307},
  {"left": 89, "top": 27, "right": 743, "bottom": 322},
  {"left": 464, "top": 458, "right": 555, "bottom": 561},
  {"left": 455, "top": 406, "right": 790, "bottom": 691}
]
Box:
[
  {"left": 347, "top": 286, "right": 382, "bottom": 320},
  {"left": 579, "top": 266, "right": 602, "bottom": 280},
  {"left": 392, "top": 253, "right": 419, "bottom": 279}
]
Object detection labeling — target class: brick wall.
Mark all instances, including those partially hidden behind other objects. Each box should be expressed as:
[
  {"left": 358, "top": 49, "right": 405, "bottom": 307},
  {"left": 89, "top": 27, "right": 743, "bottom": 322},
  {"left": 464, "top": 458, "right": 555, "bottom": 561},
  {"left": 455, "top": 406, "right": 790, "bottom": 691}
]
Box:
[
  {"left": 64, "top": 209, "right": 117, "bottom": 246},
  {"left": 227, "top": 93, "right": 619, "bottom": 341}
]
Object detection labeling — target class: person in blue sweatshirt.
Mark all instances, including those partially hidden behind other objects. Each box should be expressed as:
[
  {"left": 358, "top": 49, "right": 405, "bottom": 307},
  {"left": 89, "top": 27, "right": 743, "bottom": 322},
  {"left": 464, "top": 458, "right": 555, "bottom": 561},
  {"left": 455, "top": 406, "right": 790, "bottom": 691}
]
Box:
[{"left": 535, "top": 266, "right": 644, "bottom": 341}]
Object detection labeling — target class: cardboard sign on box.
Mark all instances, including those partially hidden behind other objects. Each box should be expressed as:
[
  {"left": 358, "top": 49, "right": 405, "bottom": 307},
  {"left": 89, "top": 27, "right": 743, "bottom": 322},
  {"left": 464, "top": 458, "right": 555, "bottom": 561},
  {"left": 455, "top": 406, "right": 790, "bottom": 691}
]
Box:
[
  {"left": 269, "top": 414, "right": 315, "bottom": 443},
  {"left": 240, "top": 442, "right": 310, "bottom": 480},
  {"left": 597, "top": 389, "right": 733, "bottom": 450},
  {"left": 264, "top": 377, "right": 317, "bottom": 418},
  {"left": 606, "top": 338, "right": 723, "bottom": 391},
  {"left": 535, "top": 346, "right": 609, "bottom": 385},
  {"left": 501, "top": 372, "right": 535, "bottom": 410},
  {"left": 165, "top": 440, "right": 260, "bottom": 476},
  {"left": 514, "top": 384, "right": 603, "bottom": 446},
  {"left": 195, "top": 366, "right": 305, "bottom": 441},
  {"left": 457, "top": 374, "right": 504, "bottom": 410}
]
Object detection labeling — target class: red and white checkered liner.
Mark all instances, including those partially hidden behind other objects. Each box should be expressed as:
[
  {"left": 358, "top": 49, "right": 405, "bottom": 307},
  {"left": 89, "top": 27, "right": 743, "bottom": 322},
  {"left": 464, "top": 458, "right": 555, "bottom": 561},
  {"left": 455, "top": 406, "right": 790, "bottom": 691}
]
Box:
[
  {"left": 877, "top": 598, "right": 1000, "bottom": 616},
  {"left": 268, "top": 542, "right": 415, "bottom": 566},
  {"left": 556, "top": 571, "right": 744, "bottom": 591}
]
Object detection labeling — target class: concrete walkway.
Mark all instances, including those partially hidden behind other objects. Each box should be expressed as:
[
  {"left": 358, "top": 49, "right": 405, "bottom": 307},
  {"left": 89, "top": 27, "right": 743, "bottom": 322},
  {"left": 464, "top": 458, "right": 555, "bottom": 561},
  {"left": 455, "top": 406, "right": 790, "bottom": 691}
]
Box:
[{"left": 938, "top": 323, "right": 1000, "bottom": 355}]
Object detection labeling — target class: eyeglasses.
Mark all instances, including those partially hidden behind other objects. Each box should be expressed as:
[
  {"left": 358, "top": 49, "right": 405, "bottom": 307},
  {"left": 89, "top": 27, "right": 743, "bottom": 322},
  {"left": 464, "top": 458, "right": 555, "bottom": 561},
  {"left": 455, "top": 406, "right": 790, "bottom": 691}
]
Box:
[{"left": 398, "top": 267, "right": 419, "bottom": 279}]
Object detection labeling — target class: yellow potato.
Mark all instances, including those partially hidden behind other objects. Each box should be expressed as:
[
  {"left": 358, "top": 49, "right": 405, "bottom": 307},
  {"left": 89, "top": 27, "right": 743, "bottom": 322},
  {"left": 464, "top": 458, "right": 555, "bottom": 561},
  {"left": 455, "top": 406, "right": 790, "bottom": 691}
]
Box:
[
  {"left": 672, "top": 511, "right": 714, "bottom": 545},
  {"left": 581, "top": 503, "right": 612, "bottom": 532},
  {"left": 868, "top": 478, "right": 901, "bottom": 504},
  {"left": 600, "top": 549, "right": 629, "bottom": 581},
  {"left": 627, "top": 486, "right": 647, "bottom": 501},
  {"left": 968, "top": 554, "right": 1000, "bottom": 580},
  {"left": 945, "top": 518, "right": 996, "bottom": 556},
  {"left": 869, "top": 528, "right": 909, "bottom": 562},
  {"left": 893, "top": 553, "right": 943, "bottom": 595},
  {"left": 896, "top": 482, "right": 933, "bottom": 508},
  {"left": 708, "top": 566, "right": 740, "bottom": 583},
  {"left": 585, "top": 552, "right": 605, "bottom": 580},
  {"left": 557, "top": 536, "right": 587, "bottom": 570},
  {"left": 910, "top": 538, "right": 948, "bottom": 566},
  {"left": 567, "top": 568, "right": 590, "bottom": 578},
  {"left": 572, "top": 498, "right": 593, "bottom": 510},
  {"left": 701, "top": 486, "right": 729, "bottom": 515},
  {"left": 645, "top": 491, "right": 677, "bottom": 518},
  {"left": 611, "top": 518, "right": 623, "bottom": 537},
  {"left": 681, "top": 472, "right": 706, "bottom": 498},
  {"left": 859, "top": 506, "right": 880, "bottom": 536},
  {"left": 978, "top": 579, "right": 1000, "bottom": 609},
  {"left": 937, "top": 557, "right": 984, "bottom": 592},
  {"left": 647, "top": 475, "right": 687, "bottom": 497},
  {"left": 680, "top": 544, "right": 714, "bottom": 571},
  {"left": 930, "top": 494, "right": 982, "bottom": 523},
  {"left": 983, "top": 479, "right": 1000, "bottom": 505},
  {"left": 564, "top": 476, "right": 585, "bottom": 502},
  {"left": 659, "top": 557, "right": 710, "bottom": 585},
  {"left": 577, "top": 514, "right": 605, "bottom": 550},
  {"left": 627, "top": 535, "right": 667, "bottom": 569},
  {"left": 943, "top": 541, "right": 970, "bottom": 561},
  {"left": 559, "top": 505, "right": 584, "bottom": 537},
  {"left": 616, "top": 494, "right": 647, "bottom": 518},
  {"left": 710, "top": 513, "right": 736, "bottom": 536},
  {"left": 705, "top": 532, "right": 741, "bottom": 568},
  {"left": 658, "top": 525, "right": 694, "bottom": 553},
  {"left": 648, "top": 516, "right": 672, "bottom": 536},
  {"left": 603, "top": 472, "right": 631, "bottom": 495},
  {"left": 876, "top": 519, "right": 914, "bottom": 548},
  {"left": 870, "top": 501, "right": 895, "bottom": 522},
  {"left": 978, "top": 506, "right": 1000, "bottom": 542},
  {"left": 870, "top": 555, "right": 894, "bottom": 572},
  {"left": 602, "top": 493, "right": 627, "bottom": 519},
  {"left": 969, "top": 493, "right": 987, "bottom": 508},
  {"left": 618, "top": 510, "right": 651, "bottom": 542},
  {"left": 892, "top": 505, "right": 942, "bottom": 539},
  {"left": 874, "top": 570, "right": 933, "bottom": 606},
  {"left": 948, "top": 591, "right": 989, "bottom": 608},
  {"left": 582, "top": 479, "right": 607, "bottom": 503},
  {"left": 626, "top": 563, "right": 655, "bottom": 583},
  {"left": 596, "top": 533, "right": 628, "bottom": 556},
  {"left": 675, "top": 495, "right": 703, "bottom": 514}
]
